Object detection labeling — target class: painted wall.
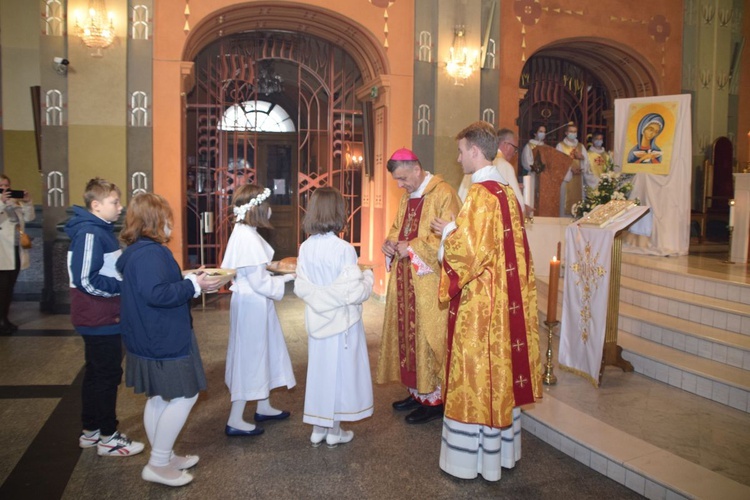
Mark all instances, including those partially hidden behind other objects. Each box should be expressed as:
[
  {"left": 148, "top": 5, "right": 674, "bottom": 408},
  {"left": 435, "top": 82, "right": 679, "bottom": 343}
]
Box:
[
  {"left": 0, "top": 0, "right": 41, "bottom": 199},
  {"left": 498, "top": 0, "right": 684, "bottom": 135}
]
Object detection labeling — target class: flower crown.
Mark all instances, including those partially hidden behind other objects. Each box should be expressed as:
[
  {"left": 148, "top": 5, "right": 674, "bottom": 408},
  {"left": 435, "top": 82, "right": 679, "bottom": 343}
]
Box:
[{"left": 233, "top": 187, "right": 271, "bottom": 223}]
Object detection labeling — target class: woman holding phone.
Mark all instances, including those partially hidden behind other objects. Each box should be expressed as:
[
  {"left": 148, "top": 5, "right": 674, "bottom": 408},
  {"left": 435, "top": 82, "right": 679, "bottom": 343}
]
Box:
[{"left": 0, "top": 174, "right": 34, "bottom": 335}]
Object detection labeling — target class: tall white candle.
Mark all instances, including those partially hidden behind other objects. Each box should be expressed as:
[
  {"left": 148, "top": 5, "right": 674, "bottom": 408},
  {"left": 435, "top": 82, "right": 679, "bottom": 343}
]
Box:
[{"left": 728, "top": 200, "right": 735, "bottom": 228}]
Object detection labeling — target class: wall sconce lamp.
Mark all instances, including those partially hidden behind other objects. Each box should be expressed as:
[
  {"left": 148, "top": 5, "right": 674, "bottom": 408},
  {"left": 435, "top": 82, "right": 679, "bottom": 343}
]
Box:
[
  {"left": 446, "top": 26, "right": 478, "bottom": 86},
  {"left": 75, "top": 0, "right": 116, "bottom": 57},
  {"left": 347, "top": 152, "right": 364, "bottom": 170}
]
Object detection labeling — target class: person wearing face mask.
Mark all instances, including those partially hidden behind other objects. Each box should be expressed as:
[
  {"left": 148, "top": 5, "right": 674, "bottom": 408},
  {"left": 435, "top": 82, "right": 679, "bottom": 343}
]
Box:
[
  {"left": 520, "top": 124, "right": 546, "bottom": 176},
  {"left": 556, "top": 124, "right": 595, "bottom": 216},
  {"left": 587, "top": 132, "right": 610, "bottom": 179},
  {"left": 117, "top": 193, "right": 222, "bottom": 486},
  {"left": 220, "top": 183, "right": 296, "bottom": 437}
]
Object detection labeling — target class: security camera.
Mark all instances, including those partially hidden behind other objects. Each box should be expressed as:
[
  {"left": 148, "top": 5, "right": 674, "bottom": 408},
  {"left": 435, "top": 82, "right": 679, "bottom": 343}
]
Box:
[{"left": 53, "top": 57, "right": 69, "bottom": 66}]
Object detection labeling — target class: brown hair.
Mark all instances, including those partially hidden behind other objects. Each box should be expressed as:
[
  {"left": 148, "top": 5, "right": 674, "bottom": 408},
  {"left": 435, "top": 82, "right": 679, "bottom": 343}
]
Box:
[
  {"left": 119, "top": 193, "right": 173, "bottom": 245},
  {"left": 232, "top": 183, "right": 273, "bottom": 229},
  {"left": 84, "top": 178, "right": 121, "bottom": 209},
  {"left": 456, "top": 121, "right": 498, "bottom": 161},
  {"left": 303, "top": 186, "right": 346, "bottom": 235},
  {"left": 0, "top": 174, "right": 10, "bottom": 183}
]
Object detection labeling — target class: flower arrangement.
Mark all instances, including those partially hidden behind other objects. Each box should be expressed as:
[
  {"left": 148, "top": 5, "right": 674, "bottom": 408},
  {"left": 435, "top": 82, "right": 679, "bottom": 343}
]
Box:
[{"left": 572, "top": 154, "right": 639, "bottom": 219}]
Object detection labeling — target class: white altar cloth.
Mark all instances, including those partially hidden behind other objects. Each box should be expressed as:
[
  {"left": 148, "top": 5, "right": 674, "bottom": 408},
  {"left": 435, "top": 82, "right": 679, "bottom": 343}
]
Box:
[{"left": 559, "top": 206, "right": 649, "bottom": 386}]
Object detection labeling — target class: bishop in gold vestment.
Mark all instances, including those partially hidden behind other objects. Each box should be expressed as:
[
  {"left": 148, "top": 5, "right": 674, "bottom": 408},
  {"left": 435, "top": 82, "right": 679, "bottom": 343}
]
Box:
[
  {"left": 434, "top": 121, "right": 542, "bottom": 481},
  {"left": 376, "top": 148, "right": 461, "bottom": 424}
]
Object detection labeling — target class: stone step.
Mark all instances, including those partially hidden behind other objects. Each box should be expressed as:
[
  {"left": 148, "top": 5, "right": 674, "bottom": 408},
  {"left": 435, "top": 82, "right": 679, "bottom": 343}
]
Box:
[
  {"left": 619, "top": 302, "right": 750, "bottom": 370},
  {"left": 621, "top": 259, "right": 750, "bottom": 306},
  {"left": 619, "top": 331, "right": 750, "bottom": 412},
  {"left": 620, "top": 277, "right": 750, "bottom": 336},
  {"left": 522, "top": 394, "right": 750, "bottom": 500}
]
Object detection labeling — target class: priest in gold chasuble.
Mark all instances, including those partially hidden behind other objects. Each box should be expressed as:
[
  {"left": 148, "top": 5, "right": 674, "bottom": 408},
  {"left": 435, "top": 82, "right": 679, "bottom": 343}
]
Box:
[
  {"left": 556, "top": 123, "right": 595, "bottom": 216},
  {"left": 376, "top": 148, "right": 461, "bottom": 425},
  {"left": 432, "top": 122, "right": 542, "bottom": 482}
]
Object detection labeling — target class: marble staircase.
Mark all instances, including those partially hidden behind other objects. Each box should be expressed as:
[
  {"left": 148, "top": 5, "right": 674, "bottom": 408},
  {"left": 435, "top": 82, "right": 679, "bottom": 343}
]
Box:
[{"left": 527, "top": 253, "right": 750, "bottom": 499}]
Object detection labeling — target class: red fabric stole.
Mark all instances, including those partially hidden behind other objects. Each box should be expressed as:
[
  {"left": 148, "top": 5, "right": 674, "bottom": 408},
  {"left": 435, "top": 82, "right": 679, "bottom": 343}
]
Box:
[
  {"left": 443, "top": 181, "right": 535, "bottom": 407},
  {"left": 395, "top": 198, "right": 424, "bottom": 389}
]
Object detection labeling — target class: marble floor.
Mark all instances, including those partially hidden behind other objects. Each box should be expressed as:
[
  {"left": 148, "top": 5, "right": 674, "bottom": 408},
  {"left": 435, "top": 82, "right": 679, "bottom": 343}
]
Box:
[
  {"left": 0, "top": 291, "right": 644, "bottom": 499},
  {"left": 1, "top": 246, "right": 749, "bottom": 498}
]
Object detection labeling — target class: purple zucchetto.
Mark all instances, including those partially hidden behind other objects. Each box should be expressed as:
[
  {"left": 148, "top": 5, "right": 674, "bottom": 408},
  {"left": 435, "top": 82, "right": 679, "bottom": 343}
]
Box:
[{"left": 389, "top": 148, "right": 419, "bottom": 162}]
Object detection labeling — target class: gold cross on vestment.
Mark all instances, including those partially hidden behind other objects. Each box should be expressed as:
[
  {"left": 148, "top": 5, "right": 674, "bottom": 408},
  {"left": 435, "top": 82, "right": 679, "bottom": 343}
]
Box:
[
  {"left": 509, "top": 302, "right": 521, "bottom": 315},
  {"left": 504, "top": 227, "right": 511, "bottom": 238},
  {"left": 506, "top": 263, "right": 516, "bottom": 277},
  {"left": 512, "top": 339, "right": 525, "bottom": 352},
  {"left": 515, "top": 375, "right": 528, "bottom": 388}
]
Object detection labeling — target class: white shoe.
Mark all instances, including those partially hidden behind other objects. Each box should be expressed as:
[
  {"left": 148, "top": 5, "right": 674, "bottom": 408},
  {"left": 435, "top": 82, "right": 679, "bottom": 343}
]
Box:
[
  {"left": 97, "top": 431, "right": 145, "bottom": 457},
  {"left": 79, "top": 429, "right": 100, "bottom": 449},
  {"left": 326, "top": 430, "right": 354, "bottom": 448},
  {"left": 310, "top": 430, "right": 328, "bottom": 448},
  {"left": 142, "top": 464, "right": 193, "bottom": 487},
  {"left": 170, "top": 454, "right": 200, "bottom": 470}
]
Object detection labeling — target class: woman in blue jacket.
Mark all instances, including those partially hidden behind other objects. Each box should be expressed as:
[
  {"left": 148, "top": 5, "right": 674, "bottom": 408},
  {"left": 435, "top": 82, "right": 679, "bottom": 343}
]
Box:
[{"left": 117, "top": 193, "right": 221, "bottom": 487}]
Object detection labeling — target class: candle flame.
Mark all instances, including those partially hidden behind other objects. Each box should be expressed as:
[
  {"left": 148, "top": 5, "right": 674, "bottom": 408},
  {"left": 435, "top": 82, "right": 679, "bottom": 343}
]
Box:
[{"left": 552, "top": 256, "right": 558, "bottom": 262}]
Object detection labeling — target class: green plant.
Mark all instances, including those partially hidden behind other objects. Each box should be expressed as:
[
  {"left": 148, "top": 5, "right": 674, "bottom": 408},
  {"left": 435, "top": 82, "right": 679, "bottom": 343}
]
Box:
[{"left": 572, "top": 155, "right": 639, "bottom": 219}]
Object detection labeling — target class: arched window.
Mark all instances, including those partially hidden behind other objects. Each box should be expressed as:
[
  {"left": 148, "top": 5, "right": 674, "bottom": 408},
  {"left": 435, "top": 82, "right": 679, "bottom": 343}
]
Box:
[{"left": 219, "top": 100, "right": 295, "bottom": 132}]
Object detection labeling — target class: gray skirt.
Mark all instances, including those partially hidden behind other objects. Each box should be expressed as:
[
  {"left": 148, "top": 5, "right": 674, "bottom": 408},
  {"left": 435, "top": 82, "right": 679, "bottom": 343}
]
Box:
[{"left": 126, "top": 331, "right": 207, "bottom": 400}]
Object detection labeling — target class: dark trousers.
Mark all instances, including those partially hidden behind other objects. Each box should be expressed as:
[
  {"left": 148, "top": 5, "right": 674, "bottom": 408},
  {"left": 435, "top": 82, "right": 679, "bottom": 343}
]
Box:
[
  {"left": 0, "top": 246, "right": 20, "bottom": 324},
  {"left": 81, "top": 334, "right": 123, "bottom": 436}
]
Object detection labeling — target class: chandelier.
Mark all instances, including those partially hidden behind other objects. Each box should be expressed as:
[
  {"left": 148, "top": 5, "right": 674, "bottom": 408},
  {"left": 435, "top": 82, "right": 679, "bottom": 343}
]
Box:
[
  {"left": 255, "top": 61, "right": 284, "bottom": 96},
  {"left": 446, "top": 26, "right": 478, "bottom": 86},
  {"left": 75, "top": 0, "right": 115, "bottom": 57}
]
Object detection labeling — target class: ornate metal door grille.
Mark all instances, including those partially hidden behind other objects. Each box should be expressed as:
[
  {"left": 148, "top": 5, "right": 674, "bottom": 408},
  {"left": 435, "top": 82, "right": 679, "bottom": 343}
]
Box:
[
  {"left": 186, "top": 32, "right": 364, "bottom": 267},
  {"left": 519, "top": 57, "right": 610, "bottom": 146}
]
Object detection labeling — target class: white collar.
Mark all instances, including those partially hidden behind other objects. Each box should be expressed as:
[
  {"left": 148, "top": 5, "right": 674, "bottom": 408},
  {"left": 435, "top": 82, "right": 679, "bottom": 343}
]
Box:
[
  {"left": 470, "top": 165, "right": 503, "bottom": 184},
  {"left": 410, "top": 172, "right": 432, "bottom": 199},
  {"left": 589, "top": 146, "right": 605, "bottom": 153}
]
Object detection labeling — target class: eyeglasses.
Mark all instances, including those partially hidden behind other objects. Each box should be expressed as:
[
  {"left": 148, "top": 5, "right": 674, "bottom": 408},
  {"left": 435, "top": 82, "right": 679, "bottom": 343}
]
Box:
[{"left": 503, "top": 142, "right": 519, "bottom": 152}]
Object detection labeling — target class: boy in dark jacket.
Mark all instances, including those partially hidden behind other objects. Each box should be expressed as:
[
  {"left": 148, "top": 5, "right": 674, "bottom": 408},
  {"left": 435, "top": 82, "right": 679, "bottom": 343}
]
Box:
[{"left": 65, "top": 178, "right": 143, "bottom": 457}]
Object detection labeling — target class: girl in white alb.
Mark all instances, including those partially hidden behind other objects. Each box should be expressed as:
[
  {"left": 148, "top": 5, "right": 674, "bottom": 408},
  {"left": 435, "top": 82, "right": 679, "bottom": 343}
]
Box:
[
  {"left": 294, "top": 187, "right": 374, "bottom": 448},
  {"left": 221, "top": 184, "right": 296, "bottom": 436}
]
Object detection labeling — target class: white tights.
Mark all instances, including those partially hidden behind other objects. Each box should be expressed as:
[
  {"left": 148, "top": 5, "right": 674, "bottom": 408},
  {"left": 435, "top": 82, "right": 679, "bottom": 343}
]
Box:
[{"left": 143, "top": 394, "right": 198, "bottom": 467}]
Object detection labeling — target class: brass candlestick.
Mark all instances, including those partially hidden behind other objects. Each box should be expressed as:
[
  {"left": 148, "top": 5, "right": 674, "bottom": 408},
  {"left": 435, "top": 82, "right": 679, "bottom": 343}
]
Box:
[{"left": 543, "top": 320, "right": 559, "bottom": 385}]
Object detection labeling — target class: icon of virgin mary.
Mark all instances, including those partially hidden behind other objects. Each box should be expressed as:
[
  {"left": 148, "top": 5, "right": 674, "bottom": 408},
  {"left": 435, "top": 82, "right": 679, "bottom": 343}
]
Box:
[{"left": 627, "top": 113, "right": 665, "bottom": 164}]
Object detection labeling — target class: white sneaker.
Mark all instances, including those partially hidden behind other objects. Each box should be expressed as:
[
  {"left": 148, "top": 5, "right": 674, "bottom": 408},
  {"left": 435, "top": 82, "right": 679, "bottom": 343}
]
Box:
[
  {"left": 142, "top": 464, "right": 193, "bottom": 487},
  {"left": 326, "top": 430, "right": 354, "bottom": 448},
  {"left": 97, "top": 431, "right": 145, "bottom": 457},
  {"left": 79, "top": 430, "right": 100, "bottom": 449}
]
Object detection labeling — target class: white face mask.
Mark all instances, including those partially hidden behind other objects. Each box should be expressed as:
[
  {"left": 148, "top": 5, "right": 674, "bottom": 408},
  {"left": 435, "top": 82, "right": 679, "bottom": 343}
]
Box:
[
  {"left": 567, "top": 133, "right": 577, "bottom": 141},
  {"left": 593, "top": 139, "right": 603, "bottom": 148},
  {"left": 536, "top": 132, "right": 546, "bottom": 141},
  {"left": 164, "top": 224, "right": 172, "bottom": 238}
]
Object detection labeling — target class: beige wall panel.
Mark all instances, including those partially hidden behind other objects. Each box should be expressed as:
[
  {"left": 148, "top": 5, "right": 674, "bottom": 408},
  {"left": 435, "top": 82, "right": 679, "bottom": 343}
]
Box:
[
  {"left": 68, "top": 125, "right": 126, "bottom": 206},
  {"left": 0, "top": 0, "right": 41, "bottom": 134},
  {"left": 2, "top": 130, "right": 41, "bottom": 200},
  {"left": 0, "top": 48, "right": 40, "bottom": 131},
  {"left": 67, "top": 0, "right": 128, "bottom": 127}
]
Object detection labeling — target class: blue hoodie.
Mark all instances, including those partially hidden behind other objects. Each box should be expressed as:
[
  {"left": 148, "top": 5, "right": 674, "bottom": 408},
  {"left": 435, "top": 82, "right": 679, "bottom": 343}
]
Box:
[
  {"left": 116, "top": 238, "right": 197, "bottom": 360},
  {"left": 64, "top": 205, "right": 121, "bottom": 335}
]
